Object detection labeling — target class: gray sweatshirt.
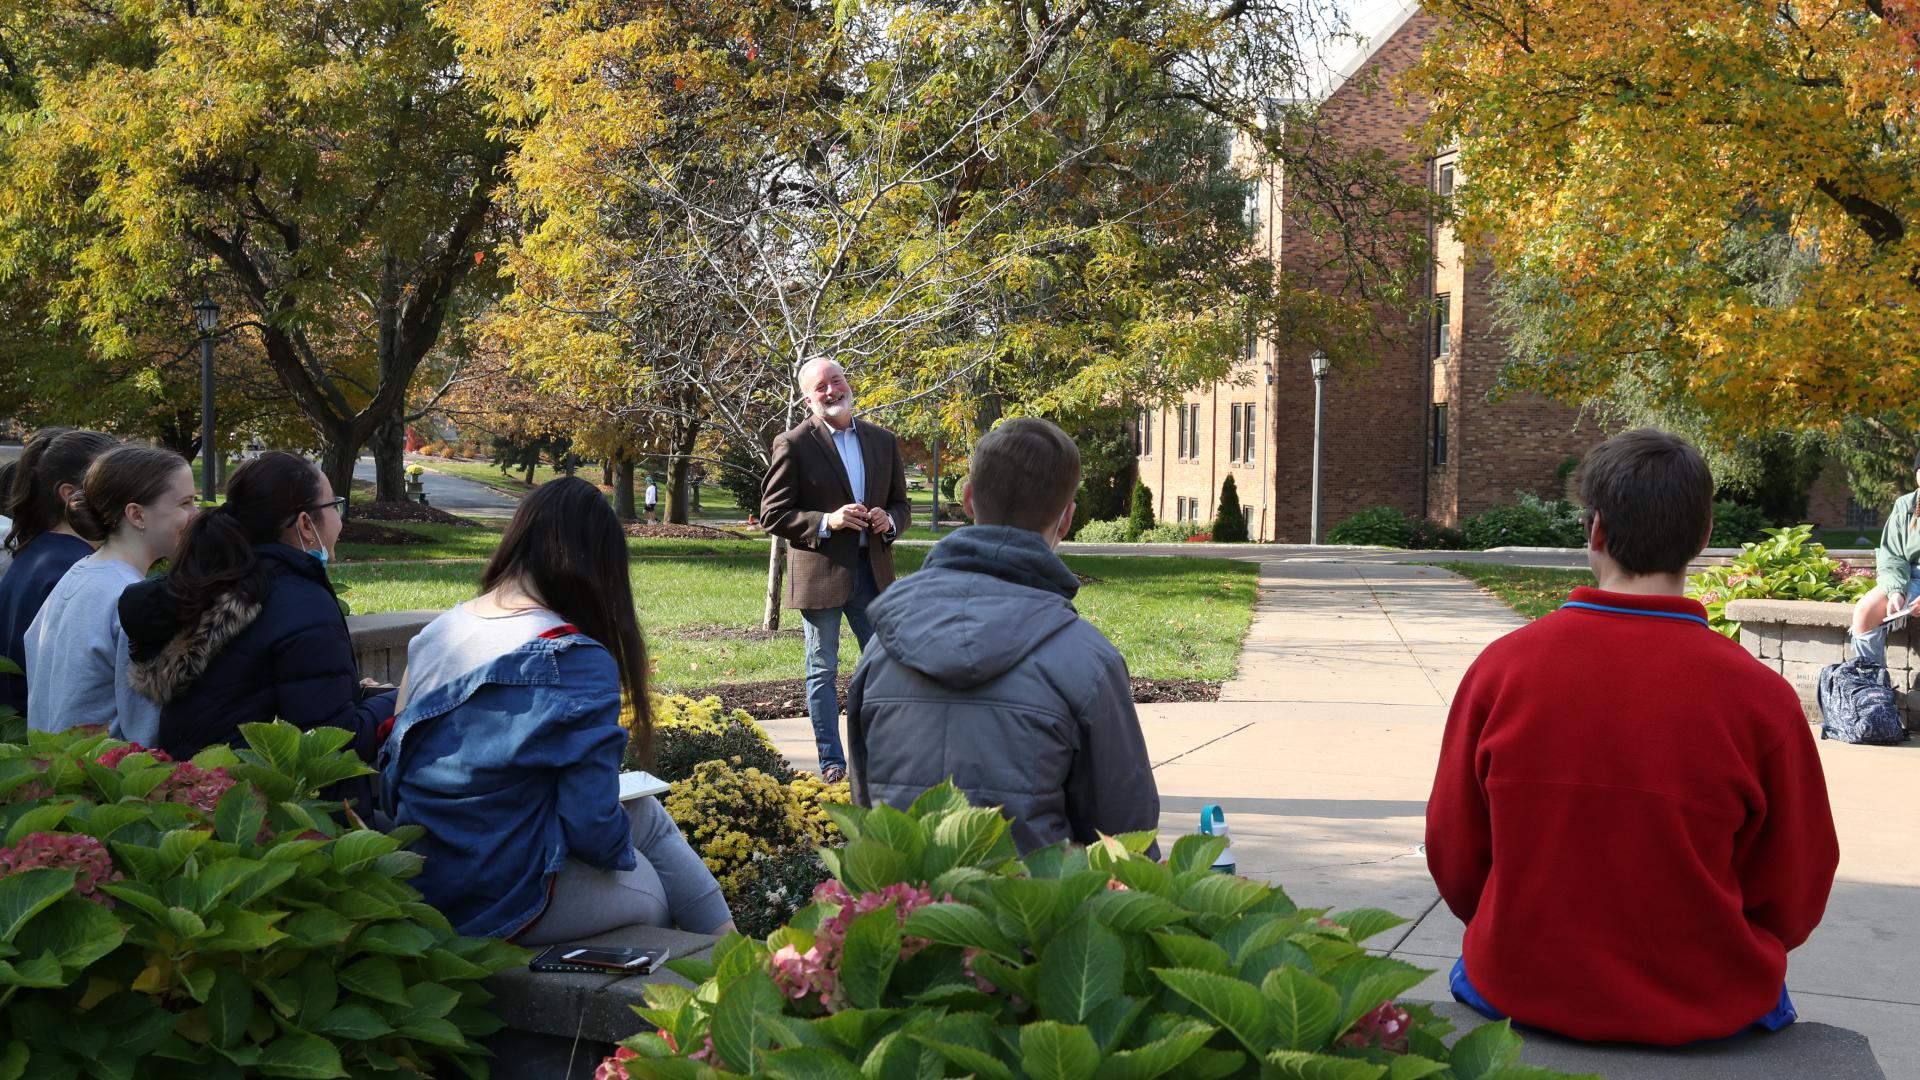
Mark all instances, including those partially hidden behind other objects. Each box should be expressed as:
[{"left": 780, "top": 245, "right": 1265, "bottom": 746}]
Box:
[{"left": 24, "top": 554, "right": 161, "bottom": 745}]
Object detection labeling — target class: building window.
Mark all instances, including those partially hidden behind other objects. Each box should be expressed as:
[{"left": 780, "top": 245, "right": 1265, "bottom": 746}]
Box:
[
  {"left": 1433, "top": 294, "right": 1451, "bottom": 358},
  {"left": 1243, "top": 404, "right": 1256, "bottom": 463},
  {"left": 1437, "top": 163, "right": 1455, "bottom": 196},
  {"left": 1243, "top": 181, "right": 1261, "bottom": 231},
  {"left": 1135, "top": 410, "right": 1153, "bottom": 456},
  {"left": 1845, "top": 498, "right": 1881, "bottom": 530},
  {"left": 1186, "top": 404, "right": 1201, "bottom": 458},
  {"left": 1175, "top": 407, "right": 1188, "bottom": 459},
  {"left": 1432, "top": 403, "right": 1449, "bottom": 467},
  {"left": 1229, "top": 404, "right": 1243, "bottom": 463}
]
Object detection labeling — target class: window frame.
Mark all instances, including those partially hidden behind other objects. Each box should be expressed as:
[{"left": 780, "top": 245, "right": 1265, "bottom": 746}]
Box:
[
  {"left": 1433, "top": 294, "right": 1452, "bottom": 358},
  {"left": 1432, "top": 403, "right": 1449, "bottom": 467},
  {"left": 1243, "top": 403, "right": 1257, "bottom": 463}
]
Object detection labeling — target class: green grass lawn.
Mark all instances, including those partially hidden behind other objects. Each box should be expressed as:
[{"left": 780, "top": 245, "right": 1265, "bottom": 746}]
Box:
[
  {"left": 1430, "top": 562, "right": 1594, "bottom": 621},
  {"left": 333, "top": 539, "right": 1258, "bottom": 691}
]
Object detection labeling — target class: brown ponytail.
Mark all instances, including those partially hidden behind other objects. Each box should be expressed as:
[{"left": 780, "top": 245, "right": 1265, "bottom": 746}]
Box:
[
  {"left": 68, "top": 446, "right": 189, "bottom": 543},
  {"left": 163, "top": 452, "right": 323, "bottom": 625},
  {"left": 5, "top": 428, "right": 118, "bottom": 555}
]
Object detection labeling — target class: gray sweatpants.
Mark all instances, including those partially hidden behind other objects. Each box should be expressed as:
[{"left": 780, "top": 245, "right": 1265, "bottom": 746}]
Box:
[{"left": 516, "top": 796, "right": 732, "bottom": 945}]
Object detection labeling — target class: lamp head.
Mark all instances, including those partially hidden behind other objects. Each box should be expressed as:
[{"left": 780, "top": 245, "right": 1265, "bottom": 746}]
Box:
[
  {"left": 1309, "top": 350, "right": 1330, "bottom": 379},
  {"left": 192, "top": 298, "right": 220, "bottom": 335}
]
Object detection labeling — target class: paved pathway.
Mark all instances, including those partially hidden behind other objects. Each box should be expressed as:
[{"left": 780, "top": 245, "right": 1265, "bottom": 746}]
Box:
[
  {"left": 763, "top": 558, "right": 1920, "bottom": 1075},
  {"left": 350, "top": 455, "right": 520, "bottom": 519}
]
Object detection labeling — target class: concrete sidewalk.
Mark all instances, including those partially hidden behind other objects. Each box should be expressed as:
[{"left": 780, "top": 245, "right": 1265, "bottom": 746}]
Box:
[{"left": 764, "top": 559, "right": 1920, "bottom": 1075}]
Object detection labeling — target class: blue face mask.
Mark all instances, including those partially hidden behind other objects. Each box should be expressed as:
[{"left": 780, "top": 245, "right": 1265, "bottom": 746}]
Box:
[{"left": 308, "top": 545, "right": 330, "bottom": 567}]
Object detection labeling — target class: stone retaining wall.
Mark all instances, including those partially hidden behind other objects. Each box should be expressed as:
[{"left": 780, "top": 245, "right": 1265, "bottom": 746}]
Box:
[
  {"left": 1725, "top": 598, "right": 1920, "bottom": 730},
  {"left": 345, "top": 610, "right": 439, "bottom": 684}
]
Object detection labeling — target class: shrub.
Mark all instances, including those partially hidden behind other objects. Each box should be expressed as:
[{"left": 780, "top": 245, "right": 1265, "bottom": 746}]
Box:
[
  {"left": 1126, "top": 477, "right": 1155, "bottom": 539},
  {"left": 1709, "top": 500, "right": 1771, "bottom": 548},
  {"left": 1184, "top": 532, "right": 1213, "bottom": 543},
  {"left": 663, "top": 759, "right": 848, "bottom": 904},
  {"left": 1407, "top": 517, "right": 1467, "bottom": 550},
  {"left": 1137, "top": 522, "right": 1204, "bottom": 543},
  {"left": 630, "top": 693, "right": 796, "bottom": 783},
  {"left": 1212, "top": 475, "right": 1249, "bottom": 542},
  {"left": 727, "top": 847, "right": 834, "bottom": 942},
  {"left": 0, "top": 723, "right": 522, "bottom": 1077},
  {"left": 1327, "top": 506, "right": 1413, "bottom": 547},
  {"left": 1462, "top": 493, "right": 1585, "bottom": 549},
  {"left": 1069, "top": 517, "right": 1130, "bottom": 543},
  {"left": 604, "top": 784, "right": 1576, "bottom": 1079},
  {"left": 1687, "top": 525, "right": 1875, "bottom": 637}
]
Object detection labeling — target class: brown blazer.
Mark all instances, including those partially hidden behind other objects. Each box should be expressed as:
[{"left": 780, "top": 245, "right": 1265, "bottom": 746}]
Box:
[{"left": 759, "top": 417, "right": 912, "bottom": 610}]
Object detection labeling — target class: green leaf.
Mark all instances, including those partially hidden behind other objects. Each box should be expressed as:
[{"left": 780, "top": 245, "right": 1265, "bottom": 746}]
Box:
[
  {"left": 0, "top": 868, "right": 77, "bottom": 940},
  {"left": 911, "top": 1035, "right": 1013, "bottom": 1080},
  {"left": 0, "top": 954, "right": 66, "bottom": 988},
  {"left": 924, "top": 806, "right": 1013, "bottom": 876},
  {"left": 663, "top": 956, "right": 716, "bottom": 984},
  {"left": 1262, "top": 967, "right": 1341, "bottom": 1051},
  {"left": 1384, "top": 1056, "right": 1447, "bottom": 1080},
  {"left": 1089, "top": 889, "right": 1187, "bottom": 933},
  {"left": 708, "top": 969, "right": 785, "bottom": 1073},
  {"left": 352, "top": 920, "right": 435, "bottom": 956},
  {"left": 907, "top": 782, "right": 971, "bottom": 819},
  {"left": 282, "top": 907, "right": 354, "bottom": 947},
  {"left": 337, "top": 955, "right": 408, "bottom": 1006},
  {"left": 1167, "top": 834, "right": 1229, "bottom": 875},
  {"left": 1326, "top": 957, "right": 1429, "bottom": 1034},
  {"left": 1153, "top": 967, "right": 1274, "bottom": 1054},
  {"left": 1151, "top": 931, "right": 1230, "bottom": 973},
  {"left": 1261, "top": 1050, "right": 1387, "bottom": 1080},
  {"left": 820, "top": 802, "right": 870, "bottom": 838},
  {"left": 1036, "top": 916, "right": 1122, "bottom": 1022},
  {"left": 157, "top": 828, "right": 212, "bottom": 876},
  {"left": 807, "top": 1007, "right": 895, "bottom": 1050},
  {"left": 198, "top": 906, "right": 286, "bottom": 952},
  {"left": 901, "top": 902, "right": 1018, "bottom": 959},
  {"left": 1019, "top": 1022, "right": 1099, "bottom": 1080},
  {"left": 861, "top": 805, "right": 926, "bottom": 862},
  {"left": 12, "top": 896, "right": 126, "bottom": 970},
  {"left": 1085, "top": 994, "right": 1146, "bottom": 1052},
  {"left": 0, "top": 1040, "right": 25, "bottom": 1080},
  {"left": 989, "top": 877, "right": 1058, "bottom": 944},
  {"left": 1328, "top": 909, "right": 1406, "bottom": 946},
  {"left": 240, "top": 723, "right": 302, "bottom": 776},
  {"left": 1092, "top": 1019, "right": 1215, "bottom": 1080},
  {"left": 1109, "top": 856, "right": 1176, "bottom": 898},
  {"left": 255, "top": 1031, "right": 347, "bottom": 1078},
  {"left": 838, "top": 906, "right": 902, "bottom": 1010},
  {"left": 193, "top": 859, "right": 264, "bottom": 912},
  {"left": 206, "top": 969, "right": 253, "bottom": 1049},
  {"left": 1447, "top": 1020, "right": 1523, "bottom": 1080},
  {"left": 4, "top": 803, "right": 75, "bottom": 846},
  {"left": 310, "top": 1004, "right": 393, "bottom": 1041},
  {"left": 840, "top": 840, "right": 911, "bottom": 893},
  {"left": 757, "top": 1047, "right": 864, "bottom": 1080},
  {"left": 329, "top": 831, "right": 398, "bottom": 875},
  {"left": 1181, "top": 874, "right": 1270, "bottom": 921}
]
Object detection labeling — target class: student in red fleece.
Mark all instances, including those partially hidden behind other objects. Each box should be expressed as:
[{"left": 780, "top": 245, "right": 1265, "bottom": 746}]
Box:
[{"left": 1427, "top": 428, "right": 1839, "bottom": 1045}]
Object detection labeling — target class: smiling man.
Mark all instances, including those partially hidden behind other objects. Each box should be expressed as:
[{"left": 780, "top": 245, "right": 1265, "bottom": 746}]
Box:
[{"left": 758, "top": 358, "right": 912, "bottom": 783}]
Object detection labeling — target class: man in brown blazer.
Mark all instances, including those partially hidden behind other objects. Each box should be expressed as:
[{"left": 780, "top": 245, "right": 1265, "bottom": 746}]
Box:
[{"left": 759, "top": 358, "right": 912, "bottom": 783}]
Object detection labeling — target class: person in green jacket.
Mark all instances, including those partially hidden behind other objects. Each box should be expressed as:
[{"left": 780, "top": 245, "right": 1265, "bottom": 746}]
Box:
[{"left": 1849, "top": 450, "right": 1920, "bottom": 665}]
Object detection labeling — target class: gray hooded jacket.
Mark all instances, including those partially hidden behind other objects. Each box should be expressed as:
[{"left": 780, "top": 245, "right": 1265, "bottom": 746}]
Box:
[{"left": 846, "top": 525, "right": 1159, "bottom": 853}]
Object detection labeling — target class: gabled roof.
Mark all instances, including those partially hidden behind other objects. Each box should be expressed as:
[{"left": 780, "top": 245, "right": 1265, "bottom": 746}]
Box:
[{"left": 1270, "top": 0, "right": 1422, "bottom": 112}]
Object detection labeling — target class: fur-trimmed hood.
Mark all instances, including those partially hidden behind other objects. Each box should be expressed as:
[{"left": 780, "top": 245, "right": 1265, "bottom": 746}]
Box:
[{"left": 119, "top": 581, "right": 263, "bottom": 706}]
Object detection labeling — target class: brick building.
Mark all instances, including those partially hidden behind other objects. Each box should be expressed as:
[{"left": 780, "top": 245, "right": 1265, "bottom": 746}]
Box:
[{"left": 1132, "top": 5, "right": 1595, "bottom": 541}]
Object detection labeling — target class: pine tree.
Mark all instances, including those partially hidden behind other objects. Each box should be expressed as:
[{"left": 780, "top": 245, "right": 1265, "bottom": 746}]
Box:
[
  {"left": 1213, "top": 475, "right": 1249, "bottom": 542},
  {"left": 1127, "top": 478, "right": 1156, "bottom": 540}
]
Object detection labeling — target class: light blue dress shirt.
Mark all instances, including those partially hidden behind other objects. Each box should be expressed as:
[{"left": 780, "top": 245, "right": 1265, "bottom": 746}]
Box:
[{"left": 818, "top": 423, "right": 871, "bottom": 546}]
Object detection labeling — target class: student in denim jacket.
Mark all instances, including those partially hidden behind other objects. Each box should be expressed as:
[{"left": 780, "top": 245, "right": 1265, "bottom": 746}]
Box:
[{"left": 381, "top": 478, "right": 731, "bottom": 942}]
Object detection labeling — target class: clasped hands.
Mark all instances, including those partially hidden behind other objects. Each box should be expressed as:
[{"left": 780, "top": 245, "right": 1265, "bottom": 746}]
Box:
[{"left": 827, "top": 502, "right": 894, "bottom": 536}]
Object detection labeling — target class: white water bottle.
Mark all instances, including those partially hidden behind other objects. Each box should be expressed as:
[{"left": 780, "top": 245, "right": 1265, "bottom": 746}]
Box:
[{"left": 1200, "top": 804, "right": 1237, "bottom": 875}]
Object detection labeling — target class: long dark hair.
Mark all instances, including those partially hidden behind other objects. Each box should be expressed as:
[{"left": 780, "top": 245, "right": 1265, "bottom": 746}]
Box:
[
  {"left": 5, "top": 428, "right": 118, "bottom": 555},
  {"left": 164, "top": 452, "right": 325, "bottom": 623},
  {"left": 480, "top": 477, "right": 650, "bottom": 750},
  {"left": 68, "top": 447, "right": 189, "bottom": 543}
]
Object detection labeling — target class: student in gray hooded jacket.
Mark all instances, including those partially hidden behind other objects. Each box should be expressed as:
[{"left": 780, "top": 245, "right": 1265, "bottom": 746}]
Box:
[
  {"left": 26, "top": 447, "right": 198, "bottom": 744},
  {"left": 846, "top": 418, "right": 1160, "bottom": 855}
]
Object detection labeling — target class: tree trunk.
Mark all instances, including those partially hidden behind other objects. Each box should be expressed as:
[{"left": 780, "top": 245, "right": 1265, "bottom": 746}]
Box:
[
  {"left": 614, "top": 457, "right": 638, "bottom": 521},
  {"left": 602, "top": 460, "right": 614, "bottom": 487},
  {"left": 762, "top": 535, "right": 786, "bottom": 631},
  {"left": 372, "top": 413, "right": 409, "bottom": 502},
  {"left": 320, "top": 434, "right": 359, "bottom": 512},
  {"left": 665, "top": 415, "right": 701, "bottom": 524}
]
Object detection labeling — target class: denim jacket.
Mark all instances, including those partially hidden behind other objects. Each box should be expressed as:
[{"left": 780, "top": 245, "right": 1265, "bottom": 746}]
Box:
[{"left": 379, "top": 627, "right": 635, "bottom": 938}]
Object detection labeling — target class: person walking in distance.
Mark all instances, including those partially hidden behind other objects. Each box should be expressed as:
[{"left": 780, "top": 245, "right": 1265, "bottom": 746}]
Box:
[{"left": 758, "top": 359, "right": 911, "bottom": 783}]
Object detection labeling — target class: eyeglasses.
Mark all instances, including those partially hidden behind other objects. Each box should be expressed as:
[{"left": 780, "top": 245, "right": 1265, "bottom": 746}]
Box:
[{"left": 312, "top": 497, "right": 347, "bottom": 516}]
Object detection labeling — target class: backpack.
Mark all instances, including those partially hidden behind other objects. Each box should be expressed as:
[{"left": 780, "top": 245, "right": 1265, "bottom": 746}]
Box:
[{"left": 1816, "top": 658, "right": 1912, "bottom": 745}]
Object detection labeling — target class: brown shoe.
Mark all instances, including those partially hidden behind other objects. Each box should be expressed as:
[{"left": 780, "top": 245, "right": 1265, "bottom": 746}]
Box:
[{"left": 821, "top": 764, "right": 847, "bottom": 784}]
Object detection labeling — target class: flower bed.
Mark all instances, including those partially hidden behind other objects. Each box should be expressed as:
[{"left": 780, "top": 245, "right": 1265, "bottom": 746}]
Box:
[{"left": 1687, "top": 525, "right": 1874, "bottom": 637}]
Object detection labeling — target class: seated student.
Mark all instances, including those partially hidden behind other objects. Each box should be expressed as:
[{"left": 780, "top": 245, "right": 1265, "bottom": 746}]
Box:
[
  {"left": 0, "top": 460, "right": 16, "bottom": 580},
  {"left": 846, "top": 418, "right": 1160, "bottom": 853},
  {"left": 1848, "top": 449, "right": 1920, "bottom": 664},
  {"left": 118, "top": 452, "right": 396, "bottom": 772},
  {"left": 26, "top": 447, "right": 197, "bottom": 743},
  {"left": 380, "top": 478, "right": 732, "bottom": 942},
  {"left": 0, "top": 428, "right": 119, "bottom": 713},
  {"left": 1427, "top": 428, "right": 1839, "bottom": 1045}
]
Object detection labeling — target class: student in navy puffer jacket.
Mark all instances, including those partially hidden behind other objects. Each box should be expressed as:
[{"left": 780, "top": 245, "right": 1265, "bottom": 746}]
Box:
[{"left": 118, "top": 453, "right": 395, "bottom": 788}]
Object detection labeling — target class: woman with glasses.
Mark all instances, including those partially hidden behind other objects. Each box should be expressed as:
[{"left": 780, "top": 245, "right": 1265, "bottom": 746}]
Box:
[{"left": 119, "top": 452, "right": 394, "bottom": 796}]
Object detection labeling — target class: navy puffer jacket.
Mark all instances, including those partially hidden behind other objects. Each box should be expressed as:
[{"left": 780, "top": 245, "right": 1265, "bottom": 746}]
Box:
[{"left": 118, "top": 544, "right": 396, "bottom": 761}]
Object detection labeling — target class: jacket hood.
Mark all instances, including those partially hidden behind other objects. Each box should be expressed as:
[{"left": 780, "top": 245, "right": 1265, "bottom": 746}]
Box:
[
  {"left": 117, "top": 542, "right": 321, "bottom": 705},
  {"left": 868, "top": 525, "right": 1081, "bottom": 689}
]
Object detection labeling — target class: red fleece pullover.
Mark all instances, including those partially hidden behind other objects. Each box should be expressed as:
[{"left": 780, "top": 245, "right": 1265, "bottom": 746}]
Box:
[{"left": 1427, "top": 587, "right": 1839, "bottom": 1044}]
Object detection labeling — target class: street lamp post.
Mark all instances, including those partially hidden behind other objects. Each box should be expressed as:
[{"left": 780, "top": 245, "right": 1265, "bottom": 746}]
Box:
[
  {"left": 1308, "top": 349, "right": 1329, "bottom": 545},
  {"left": 193, "top": 298, "right": 220, "bottom": 503}
]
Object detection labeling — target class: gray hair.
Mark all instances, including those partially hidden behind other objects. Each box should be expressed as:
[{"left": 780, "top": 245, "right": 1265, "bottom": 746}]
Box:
[{"left": 795, "top": 357, "right": 845, "bottom": 391}]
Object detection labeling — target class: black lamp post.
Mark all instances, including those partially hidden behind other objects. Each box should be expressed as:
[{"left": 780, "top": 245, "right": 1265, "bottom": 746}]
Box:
[
  {"left": 1309, "top": 349, "right": 1330, "bottom": 545},
  {"left": 193, "top": 298, "right": 220, "bottom": 502}
]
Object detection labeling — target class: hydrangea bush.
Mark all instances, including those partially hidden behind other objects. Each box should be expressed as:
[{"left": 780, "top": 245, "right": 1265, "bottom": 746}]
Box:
[
  {"left": 0, "top": 722, "right": 523, "bottom": 1077},
  {"left": 602, "top": 784, "right": 1584, "bottom": 1080},
  {"left": 1688, "top": 525, "right": 1876, "bottom": 637}
]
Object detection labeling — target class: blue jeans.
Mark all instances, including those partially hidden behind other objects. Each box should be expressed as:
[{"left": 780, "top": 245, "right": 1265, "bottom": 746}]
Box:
[
  {"left": 800, "top": 556, "right": 878, "bottom": 772},
  {"left": 1449, "top": 957, "right": 1796, "bottom": 1041}
]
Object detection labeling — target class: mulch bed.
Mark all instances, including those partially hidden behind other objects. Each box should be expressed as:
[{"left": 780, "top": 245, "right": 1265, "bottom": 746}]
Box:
[
  {"left": 349, "top": 500, "right": 484, "bottom": 527},
  {"left": 676, "top": 675, "right": 1219, "bottom": 718},
  {"left": 338, "top": 520, "right": 442, "bottom": 546},
  {"left": 623, "top": 522, "right": 753, "bottom": 541},
  {"left": 675, "top": 624, "right": 805, "bottom": 641}
]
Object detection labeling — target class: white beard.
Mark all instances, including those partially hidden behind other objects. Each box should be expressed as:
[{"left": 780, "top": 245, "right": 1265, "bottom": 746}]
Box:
[{"left": 820, "top": 396, "right": 855, "bottom": 422}]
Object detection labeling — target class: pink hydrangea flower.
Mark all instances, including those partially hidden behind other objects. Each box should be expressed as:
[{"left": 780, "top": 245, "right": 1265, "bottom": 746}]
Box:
[
  {"left": 776, "top": 880, "right": 947, "bottom": 1012},
  {"left": 95, "top": 744, "right": 172, "bottom": 769},
  {"left": 153, "top": 762, "right": 236, "bottom": 814},
  {"left": 0, "top": 832, "right": 121, "bottom": 907},
  {"left": 594, "top": 1046, "right": 638, "bottom": 1080},
  {"left": 962, "top": 947, "right": 998, "bottom": 993},
  {"left": 1338, "top": 1001, "right": 1412, "bottom": 1053}
]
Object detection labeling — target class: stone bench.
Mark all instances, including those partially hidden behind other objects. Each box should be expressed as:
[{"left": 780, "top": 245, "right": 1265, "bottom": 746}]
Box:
[
  {"left": 1724, "top": 598, "right": 1920, "bottom": 730},
  {"left": 345, "top": 610, "right": 439, "bottom": 684},
  {"left": 483, "top": 925, "right": 725, "bottom": 1079},
  {"left": 1421, "top": 1002, "right": 1883, "bottom": 1078}
]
